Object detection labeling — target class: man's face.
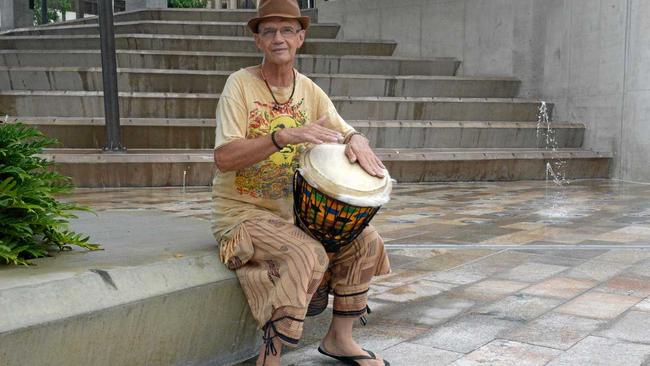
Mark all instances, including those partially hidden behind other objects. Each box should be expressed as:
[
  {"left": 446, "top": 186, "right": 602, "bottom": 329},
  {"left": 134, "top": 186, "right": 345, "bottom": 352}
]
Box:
[{"left": 254, "top": 17, "right": 305, "bottom": 65}]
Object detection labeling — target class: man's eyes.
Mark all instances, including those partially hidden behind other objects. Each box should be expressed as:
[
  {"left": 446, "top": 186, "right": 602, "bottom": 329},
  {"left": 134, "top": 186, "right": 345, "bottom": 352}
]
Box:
[{"left": 261, "top": 28, "right": 298, "bottom": 37}]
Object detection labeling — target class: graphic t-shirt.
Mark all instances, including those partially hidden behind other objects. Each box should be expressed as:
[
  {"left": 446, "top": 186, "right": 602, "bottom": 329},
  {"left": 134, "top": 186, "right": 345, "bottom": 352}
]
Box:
[{"left": 211, "top": 68, "right": 355, "bottom": 242}]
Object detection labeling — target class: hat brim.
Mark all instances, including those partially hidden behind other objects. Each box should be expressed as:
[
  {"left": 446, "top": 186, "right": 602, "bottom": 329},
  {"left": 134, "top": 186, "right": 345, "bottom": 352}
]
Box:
[{"left": 247, "top": 15, "right": 310, "bottom": 33}]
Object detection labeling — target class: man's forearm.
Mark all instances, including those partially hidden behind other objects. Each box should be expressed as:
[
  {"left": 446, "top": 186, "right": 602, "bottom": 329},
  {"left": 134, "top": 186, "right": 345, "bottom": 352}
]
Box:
[
  {"left": 214, "top": 119, "right": 342, "bottom": 172},
  {"left": 214, "top": 133, "right": 280, "bottom": 172}
]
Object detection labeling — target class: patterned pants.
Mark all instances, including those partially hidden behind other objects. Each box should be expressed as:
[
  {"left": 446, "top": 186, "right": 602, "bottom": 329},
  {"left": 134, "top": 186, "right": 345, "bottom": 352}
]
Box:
[{"left": 219, "top": 212, "right": 391, "bottom": 348}]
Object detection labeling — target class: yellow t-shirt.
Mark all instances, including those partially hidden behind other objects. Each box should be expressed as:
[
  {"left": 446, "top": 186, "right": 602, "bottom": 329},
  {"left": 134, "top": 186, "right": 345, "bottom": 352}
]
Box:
[{"left": 211, "top": 68, "right": 355, "bottom": 242}]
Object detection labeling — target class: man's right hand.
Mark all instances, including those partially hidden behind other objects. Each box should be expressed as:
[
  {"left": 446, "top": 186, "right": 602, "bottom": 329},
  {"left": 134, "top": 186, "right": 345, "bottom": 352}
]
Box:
[{"left": 275, "top": 116, "right": 343, "bottom": 146}]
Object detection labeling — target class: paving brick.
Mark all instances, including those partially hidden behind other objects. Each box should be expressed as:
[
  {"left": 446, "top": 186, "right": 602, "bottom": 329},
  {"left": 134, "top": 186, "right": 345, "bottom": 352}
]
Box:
[
  {"left": 556, "top": 292, "right": 641, "bottom": 319},
  {"left": 546, "top": 336, "right": 650, "bottom": 366},
  {"left": 521, "top": 276, "right": 597, "bottom": 299},
  {"left": 454, "top": 279, "right": 531, "bottom": 302},
  {"left": 379, "top": 294, "right": 475, "bottom": 326},
  {"left": 596, "top": 275, "right": 650, "bottom": 298},
  {"left": 520, "top": 253, "right": 587, "bottom": 267},
  {"left": 595, "top": 311, "right": 650, "bottom": 344},
  {"left": 424, "top": 267, "right": 488, "bottom": 285},
  {"left": 412, "top": 314, "right": 521, "bottom": 353},
  {"left": 495, "top": 262, "right": 568, "bottom": 282},
  {"left": 371, "top": 269, "right": 430, "bottom": 289},
  {"left": 625, "top": 259, "right": 650, "bottom": 277},
  {"left": 373, "top": 280, "right": 455, "bottom": 303},
  {"left": 592, "top": 250, "right": 650, "bottom": 265},
  {"left": 473, "top": 294, "right": 564, "bottom": 321},
  {"left": 412, "top": 250, "right": 494, "bottom": 272},
  {"left": 565, "top": 260, "right": 629, "bottom": 281},
  {"left": 451, "top": 339, "right": 561, "bottom": 366},
  {"left": 503, "top": 312, "right": 605, "bottom": 350},
  {"left": 434, "top": 252, "right": 533, "bottom": 279},
  {"left": 634, "top": 297, "right": 650, "bottom": 312},
  {"left": 382, "top": 342, "right": 463, "bottom": 366}
]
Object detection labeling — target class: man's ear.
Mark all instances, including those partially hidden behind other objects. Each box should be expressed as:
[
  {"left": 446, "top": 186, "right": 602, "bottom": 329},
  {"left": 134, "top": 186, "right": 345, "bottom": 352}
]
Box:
[
  {"left": 253, "top": 34, "right": 263, "bottom": 51},
  {"left": 297, "top": 30, "right": 306, "bottom": 48}
]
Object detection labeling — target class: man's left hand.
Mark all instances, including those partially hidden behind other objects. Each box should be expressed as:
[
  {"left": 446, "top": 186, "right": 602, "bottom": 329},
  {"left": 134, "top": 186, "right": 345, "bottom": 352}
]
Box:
[{"left": 344, "top": 134, "right": 386, "bottom": 178}]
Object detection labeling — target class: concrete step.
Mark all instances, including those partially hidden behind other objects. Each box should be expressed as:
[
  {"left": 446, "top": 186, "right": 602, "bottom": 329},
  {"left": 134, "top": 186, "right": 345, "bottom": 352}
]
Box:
[
  {"left": 12, "top": 117, "right": 584, "bottom": 149},
  {"left": 0, "top": 34, "right": 397, "bottom": 56},
  {"left": 34, "top": 8, "right": 318, "bottom": 26},
  {"left": 382, "top": 148, "right": 611, "bottom": 182},
  {"left": 357, "top": 120, "right": 582, "bottom": 149},
  {"left": 0, "top": 50, "right": 460, "bottom": 76},
  {"left": 0, "top": 91, "right": 550, "bottom": 121},
  {"left": 39, "top": 148, "right": 611, "bottom": 187},
  {"left": 1, "top": 20, "right": 340, "bottom": 39},
  {"left": 0, "top": 67, "right": 519, "bottom": 98}
]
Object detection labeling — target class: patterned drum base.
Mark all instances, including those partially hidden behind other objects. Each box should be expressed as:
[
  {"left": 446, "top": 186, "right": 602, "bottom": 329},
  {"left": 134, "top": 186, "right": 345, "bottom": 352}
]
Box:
[{"left": 293, "top": 171, "right": 380, "bottom": 252}]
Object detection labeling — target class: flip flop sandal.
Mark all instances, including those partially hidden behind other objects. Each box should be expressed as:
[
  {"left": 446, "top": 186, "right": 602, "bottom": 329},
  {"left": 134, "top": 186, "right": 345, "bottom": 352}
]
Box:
[{"left": 318, "top": 345, "right": 390, "bottom": 366}]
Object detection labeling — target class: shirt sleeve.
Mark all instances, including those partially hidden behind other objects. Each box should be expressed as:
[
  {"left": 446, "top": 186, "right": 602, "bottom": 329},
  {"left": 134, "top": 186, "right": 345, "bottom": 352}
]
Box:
[
  {"left": 313, "top": 81, "right": 355, "bottom": 137},
  {"left": 214, "top": 75, "right": 248, "bottom": 150}
]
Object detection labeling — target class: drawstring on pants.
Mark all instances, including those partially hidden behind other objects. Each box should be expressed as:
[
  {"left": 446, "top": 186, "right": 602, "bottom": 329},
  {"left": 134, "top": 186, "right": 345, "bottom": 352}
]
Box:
[
  {"left": 359, "top": 305, "right": 372, "bottom": 326},
  {"left": 261, "top": 317, "right": 286, "bottom": 365}
]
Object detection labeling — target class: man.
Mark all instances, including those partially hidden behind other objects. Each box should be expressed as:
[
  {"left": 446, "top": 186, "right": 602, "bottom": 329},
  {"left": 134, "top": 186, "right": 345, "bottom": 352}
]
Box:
[{"left": 211, "top": 1, "right": 390, "bottom": 365}]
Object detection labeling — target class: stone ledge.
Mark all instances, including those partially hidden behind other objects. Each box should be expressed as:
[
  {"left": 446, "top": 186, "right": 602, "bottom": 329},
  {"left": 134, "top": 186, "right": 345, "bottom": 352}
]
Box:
[{"left": 0, "top": 210, "right": 259, "bottom": 366}]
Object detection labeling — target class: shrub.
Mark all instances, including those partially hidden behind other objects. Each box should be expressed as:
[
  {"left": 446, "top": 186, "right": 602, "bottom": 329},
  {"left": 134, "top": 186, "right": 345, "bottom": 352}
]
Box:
[
  {"left": 168, "top": 0, "right": 208, "bottom": 8},
  {"left": 33, "top": 0, "right": 72, "bottom": 25},
  {"left": 0, "top": 121, "right": 100, "bottom": 266}
]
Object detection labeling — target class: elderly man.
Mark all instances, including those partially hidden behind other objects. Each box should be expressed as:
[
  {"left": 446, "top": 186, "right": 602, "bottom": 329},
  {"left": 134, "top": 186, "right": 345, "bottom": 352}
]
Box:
[{"left": 212, "top": 1, "right": 391, "bottom": 365}]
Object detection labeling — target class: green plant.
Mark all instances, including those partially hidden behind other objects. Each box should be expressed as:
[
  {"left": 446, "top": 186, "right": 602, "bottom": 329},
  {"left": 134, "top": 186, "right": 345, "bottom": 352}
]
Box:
[
  {"left": 33, "top": 0, "right": 73, "bottom": 25},
  {"left": 168, "top": 0, "right": 208, "bottom": 8},
  {"left": 0, "top": 121, "right": 100, "bottom": 266}
]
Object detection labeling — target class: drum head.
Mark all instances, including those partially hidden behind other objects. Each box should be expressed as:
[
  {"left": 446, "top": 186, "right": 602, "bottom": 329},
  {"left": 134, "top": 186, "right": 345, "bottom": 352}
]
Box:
[{"left": 299, "top": 143, "right": 391, "bottom": 207}]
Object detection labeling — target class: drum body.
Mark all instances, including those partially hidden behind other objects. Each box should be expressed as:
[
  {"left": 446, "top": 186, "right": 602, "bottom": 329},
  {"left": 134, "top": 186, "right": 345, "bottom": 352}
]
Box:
[{"left": 293, "top": 144, "right": 391, "bottom": 252}]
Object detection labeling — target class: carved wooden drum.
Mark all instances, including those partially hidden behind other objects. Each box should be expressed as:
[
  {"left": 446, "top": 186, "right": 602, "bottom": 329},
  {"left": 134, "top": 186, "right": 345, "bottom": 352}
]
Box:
[{"left": 293, "top": 143, "right": 391, "bottom": 252}]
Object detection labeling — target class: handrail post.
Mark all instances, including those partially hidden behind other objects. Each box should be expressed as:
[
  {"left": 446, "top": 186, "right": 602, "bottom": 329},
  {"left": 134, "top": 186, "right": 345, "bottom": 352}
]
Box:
[
  {"left": 41, "top": 0, "right": 48, "bottom": 24},
  {"left": 98, "top": 0, "right": 124, "bottom": 152}
]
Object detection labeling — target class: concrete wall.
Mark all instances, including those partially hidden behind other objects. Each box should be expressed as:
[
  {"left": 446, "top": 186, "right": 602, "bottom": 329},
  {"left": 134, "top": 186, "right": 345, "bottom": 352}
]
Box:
[
  {"left": 314, "top": 0, "right": 551, "bottom": 98},
  {"left": 619, "top": 0, "right": 650, "bottom": 181},
  {"left": 126, "top": 0, "right": 168, "bottom": 11},
  {"left": 519, "top": 0, "right": 648, "bottom": 182},
  {"left": 536, "top": 0, "right": 626, "bottom": 179},
  {"left": 316, "top": 0, "right": 650, "bottom": 182},
  {"left": 0, "top": 0, "right": 32, "bottom": 31}
]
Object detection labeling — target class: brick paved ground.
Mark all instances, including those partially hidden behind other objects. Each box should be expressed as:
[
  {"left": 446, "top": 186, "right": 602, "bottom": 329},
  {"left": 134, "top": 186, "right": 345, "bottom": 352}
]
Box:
[{"left": 64, "top": 179, "right": 650, "bottom": 365}]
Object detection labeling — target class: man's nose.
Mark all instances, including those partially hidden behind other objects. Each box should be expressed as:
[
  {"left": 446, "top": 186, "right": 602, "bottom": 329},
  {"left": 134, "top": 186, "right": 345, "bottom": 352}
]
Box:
[{"left": 272, "top": 30, "right": 285, "bottom": 42}]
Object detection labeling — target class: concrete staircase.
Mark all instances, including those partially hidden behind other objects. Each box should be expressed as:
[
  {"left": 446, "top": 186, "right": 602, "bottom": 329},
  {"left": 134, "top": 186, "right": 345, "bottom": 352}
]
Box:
[{"left": 0, "top": 8, "right": 611, "bottom": 187}]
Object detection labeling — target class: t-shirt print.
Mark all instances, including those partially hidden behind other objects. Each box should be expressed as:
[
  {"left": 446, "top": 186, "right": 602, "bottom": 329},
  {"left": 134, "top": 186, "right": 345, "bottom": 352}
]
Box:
[{"left": 234, "top": 98, "right": 308, "bottom": 199}]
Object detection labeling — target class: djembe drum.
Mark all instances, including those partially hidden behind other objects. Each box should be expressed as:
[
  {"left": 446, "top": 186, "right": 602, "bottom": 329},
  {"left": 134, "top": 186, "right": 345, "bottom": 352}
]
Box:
[{"left": 293, "top": 143, "right": 392, "bottom": 253}]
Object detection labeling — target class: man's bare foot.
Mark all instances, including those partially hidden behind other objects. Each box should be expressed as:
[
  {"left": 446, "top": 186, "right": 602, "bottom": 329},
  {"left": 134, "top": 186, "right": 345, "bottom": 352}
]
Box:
[
  {"left": 320, "top": 334, "right": 385, "bottom": 366},
  {"left": 255, "top": 337, "right": 282, "bottom": 366}
]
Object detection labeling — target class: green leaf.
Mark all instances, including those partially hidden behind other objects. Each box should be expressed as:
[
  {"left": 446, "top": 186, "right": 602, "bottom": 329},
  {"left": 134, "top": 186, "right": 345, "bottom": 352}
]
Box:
[{"left": 0, "top": 122, "right": 101, "bottom": 265}]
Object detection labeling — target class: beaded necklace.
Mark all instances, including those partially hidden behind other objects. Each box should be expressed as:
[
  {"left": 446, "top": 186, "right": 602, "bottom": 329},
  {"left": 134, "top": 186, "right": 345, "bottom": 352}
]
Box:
[{"left": 260, "top": 65, "right": 296, "bottom": 111}]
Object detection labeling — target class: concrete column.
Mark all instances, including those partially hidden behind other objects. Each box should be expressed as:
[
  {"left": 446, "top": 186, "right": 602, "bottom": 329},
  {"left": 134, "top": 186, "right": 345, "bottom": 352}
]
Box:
[
  {"left": 236, "top": 0, "right": 255, "bottom": 9},
  {"left": 125, "top": 0, "right": 167, "bottom": 11},
  {"left": 0, "top": 0, "right": 32, "bottom": 31},
  {"left": 228, "top": 0, "right": 237, "bottom": 9},
  {"left": 75, "top": 0, "right": 84, "bottom": 19}
]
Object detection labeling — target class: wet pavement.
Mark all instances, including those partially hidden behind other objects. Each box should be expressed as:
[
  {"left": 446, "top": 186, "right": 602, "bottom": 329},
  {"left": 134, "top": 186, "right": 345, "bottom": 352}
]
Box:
[{"left": 62, "top": 179, "right": 650, "bottom": 365}]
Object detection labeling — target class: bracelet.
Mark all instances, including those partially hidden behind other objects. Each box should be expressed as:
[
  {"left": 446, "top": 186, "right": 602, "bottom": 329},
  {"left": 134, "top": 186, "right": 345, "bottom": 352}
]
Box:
[
  {"left": 344, "top": 131, "right": 365, "bottom": 144},
  {"left": 270, "top": 130, "right": 283, "bottom": 150}
]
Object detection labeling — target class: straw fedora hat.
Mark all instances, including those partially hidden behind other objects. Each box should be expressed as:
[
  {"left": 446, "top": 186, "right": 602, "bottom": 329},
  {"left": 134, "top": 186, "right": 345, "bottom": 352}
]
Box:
[{"left": 247, "top": 0, "right": 310, "bottom": 33}]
